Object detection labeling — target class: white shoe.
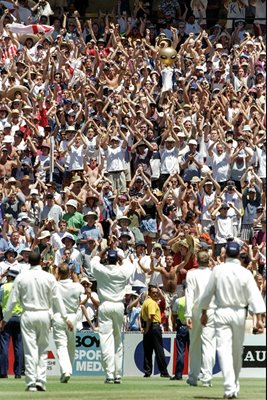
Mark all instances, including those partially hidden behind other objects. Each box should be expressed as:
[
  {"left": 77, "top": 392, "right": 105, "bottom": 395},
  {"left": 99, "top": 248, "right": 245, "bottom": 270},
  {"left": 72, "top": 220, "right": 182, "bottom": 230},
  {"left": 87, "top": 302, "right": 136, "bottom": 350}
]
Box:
[
  {"left": 36, "top": 382, "right": 46, "bottom": 391},
  {"left": 60, "top": 373, "right": 71, "bottom": 383},
  {"left": 25, "top": 385, "right": 37, "bottom": 392},
  {"left": 202, "top": 381, "right": 212, "bottom": 387},
  {"left": 223, "top": 394, "right": 237, "bottom": 399}
]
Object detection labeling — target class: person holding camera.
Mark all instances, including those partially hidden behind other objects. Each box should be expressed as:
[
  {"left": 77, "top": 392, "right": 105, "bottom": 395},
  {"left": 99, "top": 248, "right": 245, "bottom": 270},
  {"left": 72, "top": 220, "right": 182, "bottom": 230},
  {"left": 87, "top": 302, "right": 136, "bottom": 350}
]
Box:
[{"left": 90, "top": 246, "right": 134, "bottom": 384}]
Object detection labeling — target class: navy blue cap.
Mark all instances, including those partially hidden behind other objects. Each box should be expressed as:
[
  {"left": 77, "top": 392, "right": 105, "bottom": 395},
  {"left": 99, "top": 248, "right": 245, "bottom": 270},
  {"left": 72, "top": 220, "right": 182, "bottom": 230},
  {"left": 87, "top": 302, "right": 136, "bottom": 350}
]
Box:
[
  {"left": 7, "top": 269, "right": 19, "bottom": 278},
  {"left": 107, "top": 249, "right": 118, "bottom": 265},
  {"left": 226, "top": 242, "right": 240, "bottom": 257}
]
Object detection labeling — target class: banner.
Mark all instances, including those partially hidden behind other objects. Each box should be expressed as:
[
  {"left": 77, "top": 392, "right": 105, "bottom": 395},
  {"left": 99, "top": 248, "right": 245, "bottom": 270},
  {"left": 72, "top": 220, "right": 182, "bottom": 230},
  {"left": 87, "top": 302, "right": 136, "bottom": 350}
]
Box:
[{"left": 8, "top": 332, "right": 266, "bottom": 377}]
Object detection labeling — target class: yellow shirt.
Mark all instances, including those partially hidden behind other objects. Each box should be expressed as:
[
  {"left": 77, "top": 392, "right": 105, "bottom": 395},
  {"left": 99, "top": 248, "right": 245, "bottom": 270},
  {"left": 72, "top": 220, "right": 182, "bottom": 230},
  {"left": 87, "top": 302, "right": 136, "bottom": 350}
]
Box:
[{"left": 141, "top": 297, "right": 161, "bottom": 323}]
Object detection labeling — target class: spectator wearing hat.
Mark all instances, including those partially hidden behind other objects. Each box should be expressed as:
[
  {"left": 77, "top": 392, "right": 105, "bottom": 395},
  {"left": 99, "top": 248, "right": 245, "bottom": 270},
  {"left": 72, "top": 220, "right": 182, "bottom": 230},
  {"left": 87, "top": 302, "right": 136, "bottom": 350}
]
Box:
[
  {"left": 129, "top": 241, "right": 150, "bottom": 295},
  {"left": 229, "top": 145, "right": 251, "bottom": 192},
  {"left": 198, "top": 173, "right": 221, "bottom": 232},
  {"left": 62, "top": 131, "right": 88, "bottom": 177},
  {"left": 208, "top": 134, "right": 232, "bottom": 190},
  {"left": 54, "top": 232, "right": 82, "bottom": 270},
  {"left": 159, "top": 135, "right": 180, "bottom": 190},
  {"left": 101, "top": 132, "right": 128, "bottom": 193},
  {"left": 211, "top": 202, "right": 239, "bottom": 257},
  {"left": 0, "top": 248, "right": 19, "bottom": 285},
  {"left": 26, "top": 137, "right": 50, "bottom": 182},
  {"left": 79, "top": 276, "right": 100, "bottom": 332},
  {"left": 32, "top": 229, "right": 55, "bottom": 272},
  {"left": 126, "top": 290, "right": 142, "bottom": 332},
  {"left": 40, "top": 193, "right": 63, "bottom": 226},
  {"left": 148, "top": 243, "right": 164, "bottom": 289},
  {"left": 63, "top": 175, "right": 87, "bottom": 211},
  {"left": 221, "top": 181, "right": 243, "bottom": 237},
  {"left": 77, "top": 212, "right": 103, "bottom": 252},
  {"left": 111, "top": 216, "right": 135, "bottom": 244},
  {"left": 131, "top": 138, "right": 154, "bottom": 179},
  {"left": 0, "top": 269, "right": 23, "bottom": 379},
  {"left": 241, "top": 184, "right": 261, "bottom": 243},
  {"left": 24, "top": 188, "right": 43, "bottom": 231},
  {"left": 181, "top": 139, "right": 203, "bottom": 182},
  {"left": 2, "top": 185, "right": 26, "bottom": 227},
  {"left": 63, "top": 199, "right": 85, "bottom": 239}
]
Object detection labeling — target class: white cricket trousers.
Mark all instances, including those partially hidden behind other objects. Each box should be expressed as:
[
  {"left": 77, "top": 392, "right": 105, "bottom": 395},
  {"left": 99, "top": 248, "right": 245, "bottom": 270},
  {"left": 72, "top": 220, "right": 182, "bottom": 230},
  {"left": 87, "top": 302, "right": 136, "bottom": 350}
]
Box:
[
  {"left": 21, "top": 310, "right": 50, "bottom": 386},
  {"left": 215, "top": 307, "right": 246, "bottom": 397},
  {"left": 53, "top": 313, "right": 77, "bottom": 376},
  {"left": 98, "top": 301, "right": 124, "bottom": 380},
  {"left": 188, "top": 308, "right": 216, "bottom": 384}
]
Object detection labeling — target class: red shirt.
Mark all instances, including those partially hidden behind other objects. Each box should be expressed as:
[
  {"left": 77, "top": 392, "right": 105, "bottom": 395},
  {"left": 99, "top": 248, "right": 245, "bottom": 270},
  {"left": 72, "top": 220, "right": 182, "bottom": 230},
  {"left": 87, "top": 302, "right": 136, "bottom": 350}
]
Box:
[{"left": 174, "top": 253, "right": 198, "bottom": 284}]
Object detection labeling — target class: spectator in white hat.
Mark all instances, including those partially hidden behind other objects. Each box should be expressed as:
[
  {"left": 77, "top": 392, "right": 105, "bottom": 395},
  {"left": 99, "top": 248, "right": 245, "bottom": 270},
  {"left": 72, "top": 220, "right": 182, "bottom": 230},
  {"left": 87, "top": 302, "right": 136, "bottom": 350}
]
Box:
[
  {"left": 63, "top": 200, "right": 85, "bottom": 239},
  {"left": 181, "top": 139, "right": 203, "bottom": 182}
]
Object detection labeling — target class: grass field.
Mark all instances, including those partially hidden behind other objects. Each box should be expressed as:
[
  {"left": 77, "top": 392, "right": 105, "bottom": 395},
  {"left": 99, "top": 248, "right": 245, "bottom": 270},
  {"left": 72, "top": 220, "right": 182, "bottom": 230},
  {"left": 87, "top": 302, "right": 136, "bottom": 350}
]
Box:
[{"left": 0, "top": 377, "right": 265, "bottom": 400}]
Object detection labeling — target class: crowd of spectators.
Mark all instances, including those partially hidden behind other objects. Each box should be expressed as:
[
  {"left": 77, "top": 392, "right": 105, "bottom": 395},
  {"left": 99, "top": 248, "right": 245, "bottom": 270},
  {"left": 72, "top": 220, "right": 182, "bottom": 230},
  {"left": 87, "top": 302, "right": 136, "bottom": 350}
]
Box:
[{"left": 0, "top": 0, "right": 266, "bottom": 332}]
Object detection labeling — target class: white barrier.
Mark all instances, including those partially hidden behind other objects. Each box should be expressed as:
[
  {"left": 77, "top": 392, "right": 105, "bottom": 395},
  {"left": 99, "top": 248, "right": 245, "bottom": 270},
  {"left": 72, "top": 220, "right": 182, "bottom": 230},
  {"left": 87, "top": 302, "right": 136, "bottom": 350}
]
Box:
[{"left": 46, "top": 332, "right": 266, "bottom": 378}]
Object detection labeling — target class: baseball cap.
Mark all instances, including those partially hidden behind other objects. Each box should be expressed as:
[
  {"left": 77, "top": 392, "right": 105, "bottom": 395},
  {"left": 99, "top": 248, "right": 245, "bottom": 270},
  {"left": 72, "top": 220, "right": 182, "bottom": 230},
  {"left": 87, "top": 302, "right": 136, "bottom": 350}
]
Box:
[
  {"left": 188, "top": 139, "right": 198, "bottom": 145},
  {"left": 226, "top": 242, "right": 240, "bottom": 257},
  {"left": 7, "top": 269, "right": 19, "bottom": 278},
  {"left": 248, "top": 187, "right": 256, "bottom": 193},
  {"left": 107, "top": 249, "right": 118, "bottom": 264}
]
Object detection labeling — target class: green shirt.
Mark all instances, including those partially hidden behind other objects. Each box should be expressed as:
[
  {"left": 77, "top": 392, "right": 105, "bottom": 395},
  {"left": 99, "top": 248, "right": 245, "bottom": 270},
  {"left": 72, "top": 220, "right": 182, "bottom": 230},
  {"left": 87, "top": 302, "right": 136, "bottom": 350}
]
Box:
[
  {"left": 1, "top": 281, "right": 23, "bottom": 316},
  {"left": 63, "top": 211, "right": 85, "bottom": 239}
]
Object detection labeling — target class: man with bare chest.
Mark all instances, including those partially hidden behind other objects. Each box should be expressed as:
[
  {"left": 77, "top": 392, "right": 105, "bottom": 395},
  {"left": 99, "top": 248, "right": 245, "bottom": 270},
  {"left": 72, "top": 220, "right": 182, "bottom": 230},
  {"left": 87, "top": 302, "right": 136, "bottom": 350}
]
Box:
[
  {"left": 151, "top": 255, "right": 179, "bottom": 331},
  {"left": 0, "top": 148, "right": 20, "bottom": 179}
]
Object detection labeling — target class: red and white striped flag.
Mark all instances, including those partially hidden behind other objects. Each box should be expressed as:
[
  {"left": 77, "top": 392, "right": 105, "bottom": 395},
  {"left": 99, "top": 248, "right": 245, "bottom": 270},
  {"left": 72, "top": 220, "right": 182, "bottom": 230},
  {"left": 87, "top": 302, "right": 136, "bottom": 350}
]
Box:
[{"left": 6, "top": 23, "right": 54, "bottom": 37}]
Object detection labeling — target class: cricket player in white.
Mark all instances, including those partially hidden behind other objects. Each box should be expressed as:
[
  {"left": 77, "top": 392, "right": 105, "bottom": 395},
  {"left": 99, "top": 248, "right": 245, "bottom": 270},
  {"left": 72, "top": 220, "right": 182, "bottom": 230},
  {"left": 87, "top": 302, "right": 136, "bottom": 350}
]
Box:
[
  {"left": 199, "top": 242, "right": 265, "bottom": 399},
  {"left": 0, "top": 252, "right": 73, "bottom": 392},
  {"left": 185, "top": 248, "right": 216, "bottom": 387},
  {"left": 91, "top": 248, "right": 134, "bottom": 384},
  {"left": 52, "top": 263, "right": 84, "bottom": 383}
]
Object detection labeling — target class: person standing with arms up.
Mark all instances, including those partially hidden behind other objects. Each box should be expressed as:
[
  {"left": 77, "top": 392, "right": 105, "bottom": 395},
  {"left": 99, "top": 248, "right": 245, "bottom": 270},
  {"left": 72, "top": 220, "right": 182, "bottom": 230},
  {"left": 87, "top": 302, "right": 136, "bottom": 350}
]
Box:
[
  {"left": 53, "top": 263, "right": 84, "bottom": 384},
  {"left": 140, "top": 285, "right": 170, "bottom": 378},
  {"left": 199, "top": 242, "right": 265, "bottom": 399},
  {"left": 0, "top": 252, "right": 73, "bottom": 392},
  {"left": 91, "top": 247, "right": 134, "bottom": 384}
]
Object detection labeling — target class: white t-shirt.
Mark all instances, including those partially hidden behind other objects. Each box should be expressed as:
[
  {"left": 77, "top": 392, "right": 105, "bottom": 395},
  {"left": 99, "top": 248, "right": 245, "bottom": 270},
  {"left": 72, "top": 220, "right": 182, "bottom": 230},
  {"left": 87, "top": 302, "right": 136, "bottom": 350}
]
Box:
[
  {"left": 160, "top": 147, "right": 179, "bottom": 174},
  {"left": 214, "top": 215, "right": 233, "bottom": 243},
  {"left": 105, "top": 146, "right": 126, "bottom": 172},
  {"left": 69, "top": 145, "right": 87, "bottom": 171},
  {"left": 254, "top": 146, "right": 266, "bottom": 178},
  {"left": 210, "top": 151, "right": 231, "bottom": 182}
]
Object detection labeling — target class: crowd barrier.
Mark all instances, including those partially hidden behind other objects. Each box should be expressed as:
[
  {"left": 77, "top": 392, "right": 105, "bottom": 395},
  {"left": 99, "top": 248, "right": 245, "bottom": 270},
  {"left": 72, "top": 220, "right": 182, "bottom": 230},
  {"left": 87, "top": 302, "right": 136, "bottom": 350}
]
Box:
[{"left": 8, "top": 331, "right": 265, "bottom": 377}]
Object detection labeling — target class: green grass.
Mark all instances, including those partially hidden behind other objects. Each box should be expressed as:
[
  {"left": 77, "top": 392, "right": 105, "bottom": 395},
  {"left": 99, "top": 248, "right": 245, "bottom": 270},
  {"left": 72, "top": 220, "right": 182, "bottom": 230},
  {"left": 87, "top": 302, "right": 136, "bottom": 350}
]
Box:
[{"left": 0, "top": 377, "right": 265, "bottom": 400}]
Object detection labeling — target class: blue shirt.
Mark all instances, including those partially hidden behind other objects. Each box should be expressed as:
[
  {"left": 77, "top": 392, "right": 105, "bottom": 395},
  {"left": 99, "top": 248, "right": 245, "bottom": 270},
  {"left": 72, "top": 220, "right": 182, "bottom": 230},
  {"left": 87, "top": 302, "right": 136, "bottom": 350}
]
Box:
[{"left": 77, "top": 225, "right": 102, "bottom": 251}]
